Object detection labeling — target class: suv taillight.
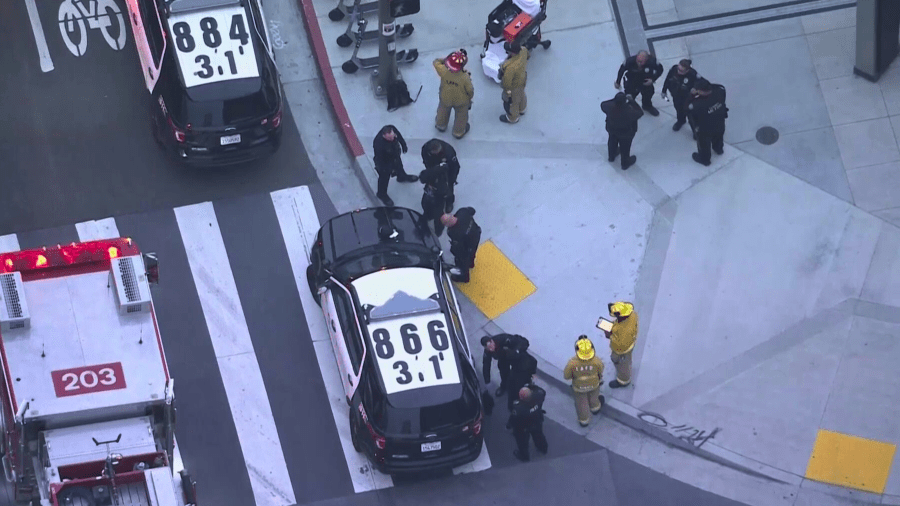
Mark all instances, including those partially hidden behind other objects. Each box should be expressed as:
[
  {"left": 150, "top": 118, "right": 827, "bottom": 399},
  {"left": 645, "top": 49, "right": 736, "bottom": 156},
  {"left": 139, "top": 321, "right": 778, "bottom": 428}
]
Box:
[
  {"left": 271, "top": 110, "right": 282, "bottom": 129},
  {"left": 472, "top": 413, "right": 483, "bottom": 436},
  {"left": 167, "top": 117, "right": 185, "bottom": 143}
]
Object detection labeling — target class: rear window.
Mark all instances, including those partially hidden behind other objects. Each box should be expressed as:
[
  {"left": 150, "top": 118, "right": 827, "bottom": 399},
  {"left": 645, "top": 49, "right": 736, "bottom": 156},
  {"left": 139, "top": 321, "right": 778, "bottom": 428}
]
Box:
[
  {"left": 171, "top": 73, "right": 276, "bottom": 127},
  {"left": 373, "top": 366, "right": 479, "bottom": 434}
]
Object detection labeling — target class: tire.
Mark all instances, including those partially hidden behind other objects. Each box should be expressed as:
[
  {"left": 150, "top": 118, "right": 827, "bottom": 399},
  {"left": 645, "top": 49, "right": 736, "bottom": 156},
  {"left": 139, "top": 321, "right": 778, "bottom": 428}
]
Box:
[
  {"left": 336, "top": 34, "right": 353, "bottom": 47},
  {"left": 306, "top": 265, "right": 321, "bottom": 306},
  {"left": 350, "top": 410, "right": 363, "bottom": 453},
  {"left": 328, "top": 7, "right": 345, "bottom": 21}
]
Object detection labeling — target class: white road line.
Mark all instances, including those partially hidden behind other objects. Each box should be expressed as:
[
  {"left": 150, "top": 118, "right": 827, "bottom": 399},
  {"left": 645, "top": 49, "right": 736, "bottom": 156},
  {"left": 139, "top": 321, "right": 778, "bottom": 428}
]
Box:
[
  {"left": 174, "top": 202, "right": 296, "bottom": 506},
  {"left": 23, "top": 0, "right": 54, "bottom": 72},
  {"left": 75, "top": 218, "right": 120, "bottom": 241},
  {"left": 0, "top": 235, "right": 21, "bottom": 254},
  {"left": 271, "top": 186, "right": 394, "bottom": 493}
]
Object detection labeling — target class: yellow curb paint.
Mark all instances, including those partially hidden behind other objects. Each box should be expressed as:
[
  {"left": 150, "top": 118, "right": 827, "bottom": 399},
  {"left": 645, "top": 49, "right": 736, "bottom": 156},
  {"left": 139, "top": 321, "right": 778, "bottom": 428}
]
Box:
[
  {"left": 805, "top": 429, "right": 896, "bottom": 493},
  {"left": 453, "top": 240, "right": 536, "bottom": 320}
]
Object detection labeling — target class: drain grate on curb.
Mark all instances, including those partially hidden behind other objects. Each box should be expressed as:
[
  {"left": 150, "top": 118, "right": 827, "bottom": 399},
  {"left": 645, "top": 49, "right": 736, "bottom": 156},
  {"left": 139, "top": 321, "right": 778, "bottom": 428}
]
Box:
[{"left": 756, "top": 126, "right": 779, "bottom": 145}]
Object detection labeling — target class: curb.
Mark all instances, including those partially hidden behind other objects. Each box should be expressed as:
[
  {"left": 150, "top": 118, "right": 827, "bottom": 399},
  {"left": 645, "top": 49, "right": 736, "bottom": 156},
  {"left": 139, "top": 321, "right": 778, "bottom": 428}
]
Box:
[
  {"left": 530, "top": 349, "right": 800, "bottom": 486},
  {"left": 295, "top": 0, "right": 369, "bottom": 163}
]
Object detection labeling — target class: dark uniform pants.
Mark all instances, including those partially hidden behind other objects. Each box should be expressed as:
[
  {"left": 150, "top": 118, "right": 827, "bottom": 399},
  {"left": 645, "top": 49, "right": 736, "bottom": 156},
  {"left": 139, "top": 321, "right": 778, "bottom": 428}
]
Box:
[
  {"left": 624, "top": 79, "right": 655, "bottom": 109},
  {"left": 446, "top": 168, "right": 459, "bottom": 211},
  {"left": 696, "top": 129, "right": 725, "bottom": 164},
  {"left": 496, "top": 358, "right": 511, "bottom": 389},
  {"left": 419, "top": 195, "right": 446, "bottom": 236},
  {"left": 514, "top": 423, "right": 547, "bottom": 459},
  {"left": 608, "top": 132, "right": 635, "bottom": 164},
  {"left": 673, "top": 92, "right": 690, "bottom": 124},
  {"left": 375, "top": 161, "right": 411, "bottom": 198}
]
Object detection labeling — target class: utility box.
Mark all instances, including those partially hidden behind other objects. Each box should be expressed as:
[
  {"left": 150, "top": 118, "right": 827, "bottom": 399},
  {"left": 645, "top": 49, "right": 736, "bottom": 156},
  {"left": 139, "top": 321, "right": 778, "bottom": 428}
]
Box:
[{"left": 854, "top": 0, "right": 900, "bottom": 81}]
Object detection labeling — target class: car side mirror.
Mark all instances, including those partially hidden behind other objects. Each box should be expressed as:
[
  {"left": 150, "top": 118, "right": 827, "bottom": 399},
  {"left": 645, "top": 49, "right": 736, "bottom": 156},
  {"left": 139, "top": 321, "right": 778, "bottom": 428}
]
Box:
[{"left": 143, "top": 253, "right": 159, "bottom": 285}]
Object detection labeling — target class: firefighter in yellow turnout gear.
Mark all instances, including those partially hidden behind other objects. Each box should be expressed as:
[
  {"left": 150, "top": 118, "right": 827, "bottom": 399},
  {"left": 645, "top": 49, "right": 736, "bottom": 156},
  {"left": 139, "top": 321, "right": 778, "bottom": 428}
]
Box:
[
  {"left": 499, "top": 42, "right": 528, "bottom": 124},
  {"left": 563, "top": 336, "right": 605, "bottom": 426},
  {"left": 605, "top": 301, "right": 638, "bottom": 388},
  {"left": 434, "top": 50, "right": 474, "bottom": 139}
]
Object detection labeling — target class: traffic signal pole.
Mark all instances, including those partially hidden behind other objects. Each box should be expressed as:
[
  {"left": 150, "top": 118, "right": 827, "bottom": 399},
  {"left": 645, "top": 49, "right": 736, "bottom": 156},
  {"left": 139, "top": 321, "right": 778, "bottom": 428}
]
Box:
[{"left": 372, "top": 0, "right": 398, "bottom": 97}]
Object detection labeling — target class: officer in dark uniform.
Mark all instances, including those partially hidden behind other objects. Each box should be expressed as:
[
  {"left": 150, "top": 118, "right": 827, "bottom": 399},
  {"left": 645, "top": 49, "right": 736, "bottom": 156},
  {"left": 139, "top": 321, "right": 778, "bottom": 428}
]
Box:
[
  {"left": 417, "top": 163, "right": 451, "bottom": 236},
  {"left": 661, "top": 59, "right": 699, "bottom": 133},
  {"left": 441, "top": 208, "right": 481, "bottom": 283},
  {"left": 421, "top": 139, "right": 461, "bottom": 212},
  {"left": 614, "top": 50, "right": 664, "bottom": 116},
  {"left": 687, "top": 78, "right": 728, "bottom": 166},
  {"left": 507, "top": 384, "right": 548, "bottom": 462},
  {"left": 506, "top": 349, "right": 538, "bottom": 411},
  {"left": 372, "top": 125, "right": 418, "bottom": 206},
  {"left": 481, "top": 333, "right": 531, "bottom": 397},
  {"left": 601, "top": 92, "right": 644, "bottom": 170}
]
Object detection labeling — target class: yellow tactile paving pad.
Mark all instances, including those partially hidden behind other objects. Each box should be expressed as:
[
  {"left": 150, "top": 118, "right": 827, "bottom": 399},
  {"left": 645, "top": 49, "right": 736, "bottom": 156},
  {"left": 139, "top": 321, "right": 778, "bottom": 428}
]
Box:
[
  {"left": 805, "top": 429, "right": 897, "bottom": 493},
  {"left": 454, "top": 240, "right": 536, "bottom": 320}
]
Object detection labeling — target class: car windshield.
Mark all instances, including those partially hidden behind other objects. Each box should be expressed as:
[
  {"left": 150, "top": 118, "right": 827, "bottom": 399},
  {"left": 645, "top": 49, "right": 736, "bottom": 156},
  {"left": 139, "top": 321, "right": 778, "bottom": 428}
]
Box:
[{"left": 334, "top": 247, "right": 430, "bottom": 281}]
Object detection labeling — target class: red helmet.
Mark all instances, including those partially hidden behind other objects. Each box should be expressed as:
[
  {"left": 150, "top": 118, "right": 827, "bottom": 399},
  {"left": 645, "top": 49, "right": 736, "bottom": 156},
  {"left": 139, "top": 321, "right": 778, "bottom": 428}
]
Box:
[{"left": 446, "top": 51, "right": 468, "bottom": 72}]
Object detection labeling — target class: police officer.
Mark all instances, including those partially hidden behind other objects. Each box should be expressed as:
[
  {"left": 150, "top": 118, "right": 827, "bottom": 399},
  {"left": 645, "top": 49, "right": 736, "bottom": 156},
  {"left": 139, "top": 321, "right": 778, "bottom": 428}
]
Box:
[
  {"left": 614, "top": 50, "right": 664, "bottom": 116},
  {"left": 434, "top": 50, "right": 474, "bottom": 139},
  {"left": 499, "top": 42, "right": 528, "bottom": 124},
  {"left": 421, "top": 139, "right": 461, "bottom": 212},
  {"left": 506, "top": 349, "right": 538, "bottom": 411},
  {"left": 601, "top": 92, "right": 644, "bottom": 171},
  {"left": 372, "top": 125, "right": 417, "bottom": 206},
  {"left": 417, "top": 162, "right": 451, "bottom": 237},
  {"left": 481, "top": 333, "right": 531, "bottom": 397},
  {"left": 687, "top": 78, "right": 728, "bottom": 166},
  {"left": 661, "top": 59, "right": 699, "bottom": 133},
  {"left": 604, "top": 302, "right": 639, "bottom": 389},
  {"left": 563, "top": 336, "right": 605, "bottom": 426},
  {"left": 441, "top": 208, "right": 481, "bottom": 283},
  {"left": 507, "top": 384, "right": 548, "bottom": 462}
]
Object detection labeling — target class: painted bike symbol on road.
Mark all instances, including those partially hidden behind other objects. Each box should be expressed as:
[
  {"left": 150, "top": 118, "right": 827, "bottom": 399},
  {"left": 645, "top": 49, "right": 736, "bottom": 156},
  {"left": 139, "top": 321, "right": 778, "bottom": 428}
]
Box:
[{"left": 58, "top": 0, "right": 127, "bottom": 57}]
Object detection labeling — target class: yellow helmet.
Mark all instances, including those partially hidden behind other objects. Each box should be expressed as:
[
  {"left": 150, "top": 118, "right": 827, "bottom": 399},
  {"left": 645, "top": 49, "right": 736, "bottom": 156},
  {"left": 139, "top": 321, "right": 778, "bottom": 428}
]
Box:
[
  {"left": 609, "top": 301, "right": 634, "bottom": 318},
  {"left": 575, "top": 336, "right": 595, "bottom": 360}
]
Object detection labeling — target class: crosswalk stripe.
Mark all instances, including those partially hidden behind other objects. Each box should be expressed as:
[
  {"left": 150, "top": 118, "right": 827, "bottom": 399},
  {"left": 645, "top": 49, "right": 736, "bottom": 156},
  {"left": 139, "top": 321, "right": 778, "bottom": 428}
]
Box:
[
  {"left": 271, "top": 186, "right": 395, "bottom": 492},
  {"left": 0, "top": 234, "right": 20, "bottom": 254},
  {"left": 75, "top": 218, "right": 120, "bottom": 241},
  {"left": 174, "top": 202, "right": 296, "bottom": 506}
]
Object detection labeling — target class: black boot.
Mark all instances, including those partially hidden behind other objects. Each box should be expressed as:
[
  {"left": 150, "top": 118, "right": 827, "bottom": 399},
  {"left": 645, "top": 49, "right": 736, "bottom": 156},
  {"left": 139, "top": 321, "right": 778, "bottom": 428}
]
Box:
[
  {"left": 622, "top": 155, "right": 637, "bottom": 170},
  {"left": 643, "top": 103, "right": 659, "bottom": 116},
  {"left": 692, "top": 152, "right": 711, "bottom": 166},
  {"left": 495, "top": 385, "right": 507, "bottom": 397},
  {"left": 376, "top": 194, "right": 394, "bottom": 207},
  {"left": 513, "top": 449, "right": 530, "bottom": 462},
  {"left": 673, "top": 120, "right": 685, "bottom": 131},
  {"left": 609, "top": 379, "right": 628, "bottom": 389}
]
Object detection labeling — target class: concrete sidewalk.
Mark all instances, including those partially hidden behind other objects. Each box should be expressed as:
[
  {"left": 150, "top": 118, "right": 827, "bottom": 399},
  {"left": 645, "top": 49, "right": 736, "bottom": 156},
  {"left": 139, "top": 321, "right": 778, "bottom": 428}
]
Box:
[{"left": 303, "top": 0, "right": 900, "bottom": 503}]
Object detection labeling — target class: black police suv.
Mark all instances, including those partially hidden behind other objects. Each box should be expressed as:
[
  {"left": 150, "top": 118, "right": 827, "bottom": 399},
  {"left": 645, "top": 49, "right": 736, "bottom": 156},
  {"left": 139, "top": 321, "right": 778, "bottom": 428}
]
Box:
[
  {"left": 126, "top": 0, "right": 284, "bottom": 165},
  {"left": 306, "top": 207, "right": 486, "bottom": 474}
]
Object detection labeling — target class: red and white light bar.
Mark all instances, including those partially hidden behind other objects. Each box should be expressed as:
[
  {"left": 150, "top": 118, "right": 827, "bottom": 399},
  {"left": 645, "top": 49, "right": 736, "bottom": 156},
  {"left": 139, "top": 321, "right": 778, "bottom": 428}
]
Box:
[{"left": 0, "top": 238, "right": 141, "bottom": 276}]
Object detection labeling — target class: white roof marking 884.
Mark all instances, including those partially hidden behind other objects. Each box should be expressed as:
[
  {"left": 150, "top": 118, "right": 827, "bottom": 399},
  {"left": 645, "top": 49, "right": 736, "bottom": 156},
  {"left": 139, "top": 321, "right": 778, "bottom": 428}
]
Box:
[{"left": 167, "top": 6, "right": 259, "bottom": 88}]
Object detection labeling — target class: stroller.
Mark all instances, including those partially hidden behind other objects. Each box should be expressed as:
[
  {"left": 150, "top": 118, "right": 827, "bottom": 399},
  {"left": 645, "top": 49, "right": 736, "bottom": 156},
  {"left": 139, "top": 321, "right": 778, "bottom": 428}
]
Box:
[{"left": 480, "top": 0, "right": 550, "bottom": 83}]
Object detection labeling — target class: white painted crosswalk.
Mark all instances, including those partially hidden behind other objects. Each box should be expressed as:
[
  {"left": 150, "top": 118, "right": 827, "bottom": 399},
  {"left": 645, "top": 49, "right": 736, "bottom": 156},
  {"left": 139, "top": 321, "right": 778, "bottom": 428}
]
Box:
[{"left": 2, "top": 185, "right": 493, "bottom": 505}]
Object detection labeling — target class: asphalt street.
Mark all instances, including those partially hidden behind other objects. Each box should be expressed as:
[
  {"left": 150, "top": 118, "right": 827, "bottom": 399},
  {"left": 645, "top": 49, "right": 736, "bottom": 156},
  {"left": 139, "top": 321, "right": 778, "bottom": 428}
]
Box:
[{"left": 0, "top": 0, "right": 314, "bottom": 236}]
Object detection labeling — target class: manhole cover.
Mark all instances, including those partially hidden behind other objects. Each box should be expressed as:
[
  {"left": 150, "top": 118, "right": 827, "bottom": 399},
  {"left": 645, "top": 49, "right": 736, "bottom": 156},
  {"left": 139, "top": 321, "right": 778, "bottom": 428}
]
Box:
[{"left": 756, "top": 126, "right": 779, "bottom": 145}]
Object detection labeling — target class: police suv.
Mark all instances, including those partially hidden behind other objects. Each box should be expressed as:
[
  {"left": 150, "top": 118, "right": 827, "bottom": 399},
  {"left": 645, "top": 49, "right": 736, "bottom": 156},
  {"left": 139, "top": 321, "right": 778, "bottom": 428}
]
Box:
[
  {"left": 306, "top": 207, "right": 485, "bottom": 474},
  {"left": 126, "top": 0, "right": 284, "bottom": 165}
]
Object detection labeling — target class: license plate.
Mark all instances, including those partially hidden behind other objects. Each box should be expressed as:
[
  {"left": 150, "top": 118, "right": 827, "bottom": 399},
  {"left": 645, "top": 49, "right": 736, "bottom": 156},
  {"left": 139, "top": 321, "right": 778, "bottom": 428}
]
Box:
[
  {"left": 421, "top": 441, "right": 441, "bottom": 453},
  {"left": 220, "top": 134, "right": 241, "bottom": 145}
]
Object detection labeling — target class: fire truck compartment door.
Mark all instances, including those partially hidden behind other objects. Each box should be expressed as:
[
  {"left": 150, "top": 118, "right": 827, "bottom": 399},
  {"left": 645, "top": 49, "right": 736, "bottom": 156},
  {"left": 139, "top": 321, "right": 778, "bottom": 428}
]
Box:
[
  {"left": 145, "top": 467, "right": 180, "bottom": 506},
  {"left": 43, "top": 416, "right": 158, "bottom": 467}
]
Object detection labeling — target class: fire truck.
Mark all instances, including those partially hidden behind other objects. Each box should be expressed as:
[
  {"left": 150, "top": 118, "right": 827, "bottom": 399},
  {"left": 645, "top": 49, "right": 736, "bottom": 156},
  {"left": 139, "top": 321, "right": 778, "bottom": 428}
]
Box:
[{"left": 0, "top": 238, "right": 196, "bottom": 506}]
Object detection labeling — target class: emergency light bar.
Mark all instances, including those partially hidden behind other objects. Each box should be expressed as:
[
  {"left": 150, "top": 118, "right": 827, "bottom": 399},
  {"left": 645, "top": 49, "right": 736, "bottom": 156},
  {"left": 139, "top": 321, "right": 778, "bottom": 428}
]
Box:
[{"left": 0, "top": 238, "right": 141, "bottom": 278}]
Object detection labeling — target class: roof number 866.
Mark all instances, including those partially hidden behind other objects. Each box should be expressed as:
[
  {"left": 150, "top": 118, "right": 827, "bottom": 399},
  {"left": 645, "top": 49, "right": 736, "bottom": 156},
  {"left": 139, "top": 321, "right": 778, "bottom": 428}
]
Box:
[{"left": 373, "top": 321, "right": 450, "bottom": 384}]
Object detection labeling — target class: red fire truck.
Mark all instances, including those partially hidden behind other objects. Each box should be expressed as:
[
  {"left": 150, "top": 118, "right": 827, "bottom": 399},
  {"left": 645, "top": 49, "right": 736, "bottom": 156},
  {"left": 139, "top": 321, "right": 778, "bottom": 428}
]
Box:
[{"left": 0, "top": 238, "right": 196, "bottom": 506}]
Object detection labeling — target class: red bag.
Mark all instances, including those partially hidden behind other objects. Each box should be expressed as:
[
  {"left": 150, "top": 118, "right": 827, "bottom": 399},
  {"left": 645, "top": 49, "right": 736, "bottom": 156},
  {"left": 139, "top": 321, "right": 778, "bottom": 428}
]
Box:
[{"left": 503, "top": 13, "right": 532, "bottom": 42}]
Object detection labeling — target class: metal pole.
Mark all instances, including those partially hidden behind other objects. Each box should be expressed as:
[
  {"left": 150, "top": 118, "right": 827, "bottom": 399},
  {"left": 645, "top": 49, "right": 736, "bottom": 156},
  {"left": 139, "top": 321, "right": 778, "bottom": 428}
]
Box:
[{"left": 372, "top": 0, "right": 398, "bottom": 97}]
